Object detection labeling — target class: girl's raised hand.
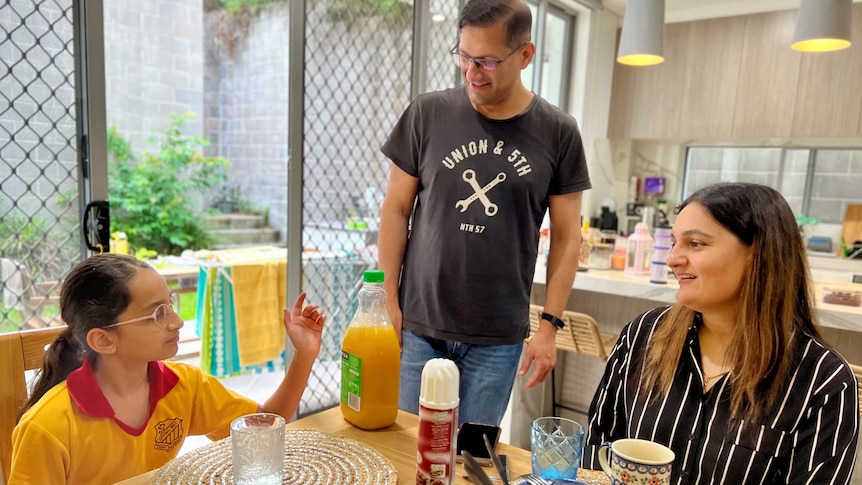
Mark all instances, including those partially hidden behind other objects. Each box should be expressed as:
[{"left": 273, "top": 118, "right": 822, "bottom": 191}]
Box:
[{"left": 283, "top": 291, "right": 325, "bottom": 358}]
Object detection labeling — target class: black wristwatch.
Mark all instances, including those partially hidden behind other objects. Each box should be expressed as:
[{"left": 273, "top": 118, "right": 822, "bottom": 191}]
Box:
[{"left": 541, "top": 312, "right": 565, "bottom": 330}]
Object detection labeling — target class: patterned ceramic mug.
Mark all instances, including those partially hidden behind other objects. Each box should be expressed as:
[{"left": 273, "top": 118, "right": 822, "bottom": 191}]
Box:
[{"left": 598, "top": 439, "right": 675, "bottom": 485}]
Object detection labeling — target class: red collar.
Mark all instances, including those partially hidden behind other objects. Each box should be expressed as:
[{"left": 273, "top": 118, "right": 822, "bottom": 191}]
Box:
[{"left": 67, "top": 359, "right": 179, "bottom": 435}]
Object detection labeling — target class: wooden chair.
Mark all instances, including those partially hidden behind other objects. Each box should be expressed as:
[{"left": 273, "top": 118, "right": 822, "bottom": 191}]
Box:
[
  {"left": 527, "top": 305, "right": 582, "bottom": 416},
  {"left": 850, "top": 364, "right": 862, "bottom": 421},
  {"left": 527, "top": 305, "right": 620, "bottom": 416},
  {"left": 1, "top": 258, "right": 62, "bottom": 329},
  {"left": 0, "top": 326, "right": 65, "bottom": 481},
  {"left": 562, "top": 310, "right": 619, "bottom": 361}
]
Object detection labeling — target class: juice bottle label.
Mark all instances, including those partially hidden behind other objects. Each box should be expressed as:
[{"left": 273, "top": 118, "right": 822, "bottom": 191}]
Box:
[{"left": 340, "top": 350, "right": 362, "bottom": 412}]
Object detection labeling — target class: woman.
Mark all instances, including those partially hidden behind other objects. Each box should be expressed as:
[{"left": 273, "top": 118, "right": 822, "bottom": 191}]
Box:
[
  {"left": 584, "top": 183, "right": 858, "bottom": 484},
  {"left": 10, "top": 254, "right": 325, "bottom": 484}
]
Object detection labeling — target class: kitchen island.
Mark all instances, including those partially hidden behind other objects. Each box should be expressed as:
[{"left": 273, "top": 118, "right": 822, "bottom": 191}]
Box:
[{"left": 531, "top": 260, "right": 862, "bottom": 332}]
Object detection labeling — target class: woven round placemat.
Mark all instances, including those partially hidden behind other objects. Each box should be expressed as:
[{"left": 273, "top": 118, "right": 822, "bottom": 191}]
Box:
[
  {"left": 153, "top": 429, "right": 398, "bottom": 484},
  {"left": 576, "top": 469, "right": 612, "bottom": 485}
]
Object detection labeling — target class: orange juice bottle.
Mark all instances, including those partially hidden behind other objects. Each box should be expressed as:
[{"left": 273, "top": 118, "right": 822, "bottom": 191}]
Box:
[{"left": 340, "top": 270, "right": 400, "bottom": 429}]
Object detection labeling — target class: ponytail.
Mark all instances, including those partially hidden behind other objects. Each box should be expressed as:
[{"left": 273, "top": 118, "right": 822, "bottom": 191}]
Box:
[{"left": 18, "top": 327, "right": 84, "bottom": 421}]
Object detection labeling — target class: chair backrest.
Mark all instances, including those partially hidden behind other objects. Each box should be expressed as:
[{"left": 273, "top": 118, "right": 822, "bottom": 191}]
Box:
[
  {"left": 562, "top": 310, "right": 612, "bottom": 360},
  {"left": 0, "top": 326, "right": 65, "bottom": 481},
  {"left": 527, "top": 304, "right": 578, "bottom": 353},
  {"left": 850, "top": 364, "right": 862, "bottom": 421}
]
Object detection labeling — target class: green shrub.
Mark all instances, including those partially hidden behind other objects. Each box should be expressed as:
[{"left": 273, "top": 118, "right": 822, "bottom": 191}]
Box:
[
  {"left": 0, "top": 196, "right": 78, "bottom": 281},
  {"left": 108, "top": 113, "right": 230, "bottom": 255},
  {"left": 219, "top": 0, "right": 285, "bottom": 12}
]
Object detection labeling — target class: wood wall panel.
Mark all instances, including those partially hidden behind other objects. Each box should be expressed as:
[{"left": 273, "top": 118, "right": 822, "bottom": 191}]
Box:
[
  {"left": 792, "top": 4, "right": 862, "bottom": 138},
  {"left": 677, "top": 16, "right": 745, "bottom": 139},
  {"left": 605, "top": 4, "right": 862, "bottom": 140},
  {"left": 627, "top": 22, "right": 688, "bottom": 139},
  {"left": 607, "top": 61, "right": 634, "bottom": 139},
  {"left": 731, "top": 10, "right": 801, "bottom": 138}
]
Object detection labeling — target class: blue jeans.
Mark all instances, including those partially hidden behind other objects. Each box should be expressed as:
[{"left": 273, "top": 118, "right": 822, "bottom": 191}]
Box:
[{"left": 399, "top": 330, "right": 523, "bottom": 427}]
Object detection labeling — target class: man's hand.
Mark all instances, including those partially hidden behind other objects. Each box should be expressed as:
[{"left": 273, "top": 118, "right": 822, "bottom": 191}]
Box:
[
  {"left": 387, "top": 302, "right": 403, "bottom": 347},
  {"left": 518, "top": 325, "right": 557, "bottom": 389}
]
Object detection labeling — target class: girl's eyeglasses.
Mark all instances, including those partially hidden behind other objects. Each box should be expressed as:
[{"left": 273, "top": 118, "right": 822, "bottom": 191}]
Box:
[{"left": 106, "top": 294, "right": 180, "bottom": 329}]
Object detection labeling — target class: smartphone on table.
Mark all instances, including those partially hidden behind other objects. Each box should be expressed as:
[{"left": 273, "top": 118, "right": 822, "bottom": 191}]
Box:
[{"left": 455, "top": 422, "right": 502, "bottom": 466}]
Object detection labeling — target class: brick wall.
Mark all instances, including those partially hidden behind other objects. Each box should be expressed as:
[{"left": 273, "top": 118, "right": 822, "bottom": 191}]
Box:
[
  {"left": 104, "top": 0, "right": 204, "bottom": 152},
  {"left": 203, "top": 4, "right": 291, "bottom": 232},
  {"left": 203, "top": 1, "right": 412, "bottom": 241}
]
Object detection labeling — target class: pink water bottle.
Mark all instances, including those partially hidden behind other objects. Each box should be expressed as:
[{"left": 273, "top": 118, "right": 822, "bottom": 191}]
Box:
[
  {"left": 625, "top": 222, "right": 653, "bottom": 275},
  {"left": 416, "top": 359, "right": 459, "bottom": 485}
]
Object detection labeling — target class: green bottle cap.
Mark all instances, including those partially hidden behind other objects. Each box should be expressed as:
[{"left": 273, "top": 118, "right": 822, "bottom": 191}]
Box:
[{"left": 363, "top": 270, "right": 384, "bottom": 283}]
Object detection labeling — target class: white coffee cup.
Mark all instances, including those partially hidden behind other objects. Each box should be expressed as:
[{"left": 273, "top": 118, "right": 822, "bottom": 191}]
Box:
[{"left": 598, "top": 438, "right": 675, "bottom": 485}]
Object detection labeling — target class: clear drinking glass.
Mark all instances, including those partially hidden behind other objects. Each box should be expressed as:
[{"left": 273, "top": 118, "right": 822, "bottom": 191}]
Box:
[
  {"left": 530, "top": 416, "right": 584, "bottom": 480},
  {"left": 231, "top": 413, "right": 285, "bottom": 485}
]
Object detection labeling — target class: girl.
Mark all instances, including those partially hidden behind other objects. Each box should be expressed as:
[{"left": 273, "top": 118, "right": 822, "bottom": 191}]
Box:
[{"left": 10, "top": 254, "right": 325, "bottom": 484}]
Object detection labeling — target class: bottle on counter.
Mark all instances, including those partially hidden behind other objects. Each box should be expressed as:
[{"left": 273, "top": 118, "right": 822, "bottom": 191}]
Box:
[
  {"left": 625, "top": 222, "right": 653, "bottom": 275},
  {"left": 611, "top": 246, "right": 627, "bottom": 270},
  {"left": 650, "top": 226, "right": 672, "bottom": 284},
  {"left": 538, "top": 227, "right": 550, "bottom": 265},
  {"left": 590, "top": 231, "right": 615, "bottom": 270},
  {"left": 415, "top": 358, "right": 460, "bottom": 485},
  {"left": 340, "top": 270, "right": 400, "bottom": 430},
  {"left": 578, "top": 219, "right": 591, "bottom": 272}
]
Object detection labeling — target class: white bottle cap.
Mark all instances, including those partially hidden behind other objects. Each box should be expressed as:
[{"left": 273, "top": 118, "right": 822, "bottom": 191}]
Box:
[{"left": 419, "top": 358, "right": 460, "bottom": 410}]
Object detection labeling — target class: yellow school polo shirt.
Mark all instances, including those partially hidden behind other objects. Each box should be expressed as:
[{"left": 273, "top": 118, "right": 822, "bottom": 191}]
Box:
[{"left": 9, "top": 359, "right": 258, "bottom": 484}]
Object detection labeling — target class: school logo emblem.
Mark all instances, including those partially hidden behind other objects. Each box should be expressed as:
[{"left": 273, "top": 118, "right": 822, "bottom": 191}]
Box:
[{"left": 154, "top": 418, "right": 184, "bottom": 452}]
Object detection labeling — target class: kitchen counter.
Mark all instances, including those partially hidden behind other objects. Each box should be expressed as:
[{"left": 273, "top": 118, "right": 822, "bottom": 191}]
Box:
[{"left": 532, "top": 261, "right": 862, "bottom": 331}]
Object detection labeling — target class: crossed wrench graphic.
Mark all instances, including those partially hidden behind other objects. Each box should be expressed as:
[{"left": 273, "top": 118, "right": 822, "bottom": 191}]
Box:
[{"left": 455, "top": 169, "right": 506, "bottom": 216}]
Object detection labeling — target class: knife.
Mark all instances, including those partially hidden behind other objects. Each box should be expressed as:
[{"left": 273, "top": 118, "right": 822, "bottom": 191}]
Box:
[
  {"left": 483, "top": 433, "right": 510, "bottom": 484},
  {"left": 462, "top": 451, "right": 496, "bottom": 485}
]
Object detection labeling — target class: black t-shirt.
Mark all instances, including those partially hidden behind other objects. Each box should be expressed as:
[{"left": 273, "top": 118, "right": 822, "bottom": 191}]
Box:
[{"left": 381, "top": 86, "right": 591, "bottom": 345}]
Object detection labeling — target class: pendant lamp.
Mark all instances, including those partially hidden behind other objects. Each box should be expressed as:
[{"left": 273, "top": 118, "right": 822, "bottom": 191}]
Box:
[
  {"left": 617, "top": 0, "right": 665, "bottom": 66},
  {"left": 792, "top": 0, "right": 852, "bottom": 52}
]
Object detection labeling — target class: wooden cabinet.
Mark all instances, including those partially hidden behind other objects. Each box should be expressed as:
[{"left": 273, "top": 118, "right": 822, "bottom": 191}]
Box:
[
  {"left": 607, "top": 5, "right": 862, "bottom": 140},
  {"left": 731, "top": 10, "right": 800, "bottom": 138},
  {"left": 678, "top": 17, "right": 744, "bottom": 139},
  {"left": 792, "top": 5, "right": 862, "bottom": 138},
  {"left": 607, "top": 23, "right": 687, "bottom": 139}
]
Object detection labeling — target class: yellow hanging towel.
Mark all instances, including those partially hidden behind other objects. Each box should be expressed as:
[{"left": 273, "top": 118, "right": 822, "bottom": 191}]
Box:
[{"left": 230, "top": 259, "right": 287, "bottom": 368}]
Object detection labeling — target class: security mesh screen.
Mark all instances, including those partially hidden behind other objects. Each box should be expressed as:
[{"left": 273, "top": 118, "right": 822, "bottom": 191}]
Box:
[
  {"left": 0, "top": 0, "right": 79, "bottom": 331},
  {"left": 297, "top": 0, "right": 462, "bottom": 415},
  {"left": 426, "top": 0, "right": 462, "bottom": 92}
]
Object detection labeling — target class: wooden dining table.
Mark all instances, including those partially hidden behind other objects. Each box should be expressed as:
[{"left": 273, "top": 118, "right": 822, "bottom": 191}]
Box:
[{"left": 117, "top": 407, "right": 609, "bottom": 484}]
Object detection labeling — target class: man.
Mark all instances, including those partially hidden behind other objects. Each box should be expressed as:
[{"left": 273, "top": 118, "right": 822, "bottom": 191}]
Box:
[{"left": 378, "top": 0, "right": 589, "bottom": 426}]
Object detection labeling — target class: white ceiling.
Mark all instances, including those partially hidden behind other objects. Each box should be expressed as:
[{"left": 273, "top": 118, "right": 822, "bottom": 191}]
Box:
[{"left": 602, "top": 0, "right": 862, "bottom": 24}]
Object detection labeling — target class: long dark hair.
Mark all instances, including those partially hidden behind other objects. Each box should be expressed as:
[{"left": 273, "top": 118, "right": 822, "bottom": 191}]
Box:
[
  {"left": 19, "top": 254, "right": 150, "bottom": 419},
  {"left": 642, "top": 182, "right": 820, "bottom": 422},
  {"left": 458, "top": 0, "right": 532, "bottom": 48}
]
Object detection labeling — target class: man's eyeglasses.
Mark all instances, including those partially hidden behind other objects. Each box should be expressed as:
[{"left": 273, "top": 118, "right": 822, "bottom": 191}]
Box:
[
  {"left": 450, "top": 42, "right": 526, "bottom": 71},
  {"left": 106, "top": 294, "right": 179, "bottom": 330}
]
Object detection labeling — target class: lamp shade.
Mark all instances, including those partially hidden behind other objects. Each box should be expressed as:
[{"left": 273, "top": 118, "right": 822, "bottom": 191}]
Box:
[
  {"left": 617, "top": 0, "right": 665, "bottom": 66},
  {"left": 792, "top": 0, "right": 852, "bottom": 52}
]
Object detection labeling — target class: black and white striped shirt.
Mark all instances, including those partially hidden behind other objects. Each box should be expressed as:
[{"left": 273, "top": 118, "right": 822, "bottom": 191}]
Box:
[{"left": 583, "top": 307, "right": 859, "bottom": 484}]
